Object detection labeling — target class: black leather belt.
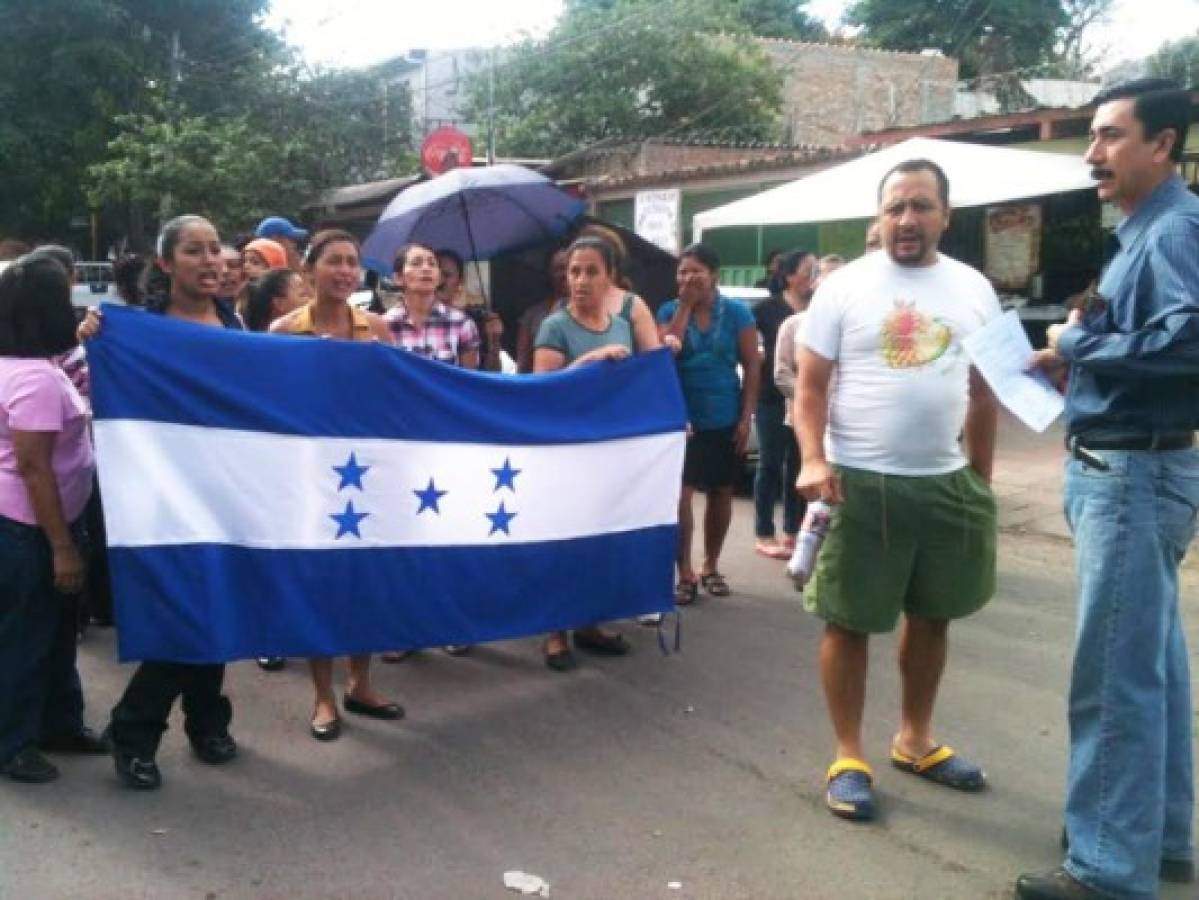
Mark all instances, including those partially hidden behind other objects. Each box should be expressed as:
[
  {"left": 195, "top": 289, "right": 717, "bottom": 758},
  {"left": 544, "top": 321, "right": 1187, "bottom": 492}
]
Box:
[{"left": 1066, "top": 431, "right": 1194, "bottom": 452}]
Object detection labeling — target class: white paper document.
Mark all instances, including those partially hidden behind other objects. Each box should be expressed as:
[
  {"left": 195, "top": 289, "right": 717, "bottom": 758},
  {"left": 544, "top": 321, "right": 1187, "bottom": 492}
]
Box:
[{"left": 963, "top": 310, "right": 1064, "bottom": 432}]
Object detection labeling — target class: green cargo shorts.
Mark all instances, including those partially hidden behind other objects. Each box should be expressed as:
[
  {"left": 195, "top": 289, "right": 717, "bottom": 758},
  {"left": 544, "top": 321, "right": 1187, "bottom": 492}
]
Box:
[{"left": 804, "top": 464, "right": 997, "bottom": 634}]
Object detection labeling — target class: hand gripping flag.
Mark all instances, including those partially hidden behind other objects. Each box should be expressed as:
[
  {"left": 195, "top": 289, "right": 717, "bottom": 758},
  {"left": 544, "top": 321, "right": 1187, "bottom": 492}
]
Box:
[{"left": 87, "top": 305, "right": 686, "bottom": 663}]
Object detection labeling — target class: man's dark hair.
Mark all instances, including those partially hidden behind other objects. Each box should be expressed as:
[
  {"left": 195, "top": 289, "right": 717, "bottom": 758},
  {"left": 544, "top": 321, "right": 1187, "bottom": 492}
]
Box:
[
  {"left": 679, "top": 242, "right": 720, "bottom": 273},
  {"left": 1093, "top": 77, "right": 1191, "bottom": 163},
  {"left": 877, "top": 158, "right": 950, "bottom": 208},
  {"left": 24, "top": 244, "right": 75, "bottom": 279},
  {"left": 244, "top": 269, "right": 299, "bottom": 333},
  {"left": 113, "top": 253, "right": 146, "bottom": 306},
  {"left": 434, "top": 248, "right": 465, "bottom": 277},
  {"left": 0, "top": 256, "right": 78, "bottom": 357}
]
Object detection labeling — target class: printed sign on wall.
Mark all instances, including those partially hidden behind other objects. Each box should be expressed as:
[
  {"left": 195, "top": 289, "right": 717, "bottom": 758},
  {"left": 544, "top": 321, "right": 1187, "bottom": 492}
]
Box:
[{"left": 635, "top": 189, "right": 681, "bottom": 255}]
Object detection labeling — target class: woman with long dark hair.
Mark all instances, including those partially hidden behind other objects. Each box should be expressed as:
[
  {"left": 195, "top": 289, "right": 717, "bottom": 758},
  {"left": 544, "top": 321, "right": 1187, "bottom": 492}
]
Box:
[
  {"left": 532, "top": 236, "right": 639, "bottom": 672},
  {"left": 657, "top": 243, "right": 760, "bottom": 604},
  {"left": 271, "top": 229, "right": 400, "bottom": 741},
  {"left": 78, "top": 215, "right": 242, "bottom": 790},
  {"left": 243, "top": 268, "right": 305, "bottom": 334},
  {"left": 0, "top": 255, "right": 107, "bottom": 783}
]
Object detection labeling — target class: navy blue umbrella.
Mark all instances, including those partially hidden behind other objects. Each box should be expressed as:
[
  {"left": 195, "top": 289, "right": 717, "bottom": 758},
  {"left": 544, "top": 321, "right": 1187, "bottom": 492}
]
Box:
[{"left": 362, "top": 164, "right": 586, "bottom": 276}]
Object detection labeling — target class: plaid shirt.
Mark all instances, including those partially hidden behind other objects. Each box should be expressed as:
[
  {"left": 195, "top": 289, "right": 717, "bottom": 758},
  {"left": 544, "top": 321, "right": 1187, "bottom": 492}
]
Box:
[{"left": 384, "top": 301, "right": 480, "bottom": 367}]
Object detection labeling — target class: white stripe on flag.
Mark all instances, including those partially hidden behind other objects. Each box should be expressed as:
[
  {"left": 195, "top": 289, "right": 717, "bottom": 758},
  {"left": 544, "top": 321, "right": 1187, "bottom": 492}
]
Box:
[{"left": 95, "top": 421, "right": 684, "bottom": 549}]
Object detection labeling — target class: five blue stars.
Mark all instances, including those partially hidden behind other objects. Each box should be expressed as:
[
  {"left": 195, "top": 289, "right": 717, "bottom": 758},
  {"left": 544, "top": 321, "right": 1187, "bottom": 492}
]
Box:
[
  {"left": 330, "top": 500, "right": 369, "bottom": 539},
  {"left": 333, "top": 452, "right": 370, "bottom": 491},
  {"left": 491, "top": 457, "right": 521, "bottom": 492},
  {"left": 414, "top": 478, "right": 447, "bottom": 515},
  {"left": 486, "top": 501, "right": 517, "bottom": 536}
]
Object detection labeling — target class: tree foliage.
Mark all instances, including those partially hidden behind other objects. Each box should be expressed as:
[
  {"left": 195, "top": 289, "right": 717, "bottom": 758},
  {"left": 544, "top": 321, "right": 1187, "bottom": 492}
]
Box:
[
  {"left": 465, "top": 0, "right": 786, "bottom": 159},
  {"left": 1147, "top": 34, "right": 1199, "bottom": 90},
  {"left": 846, "top": 0, "right": 1070, "bottom": 79},
  {"left": 1051, "top": 0, "right": 1115, "bottom": 78},
  {"left": 0, "top": 0, "right": 414, "bottom": 248}
]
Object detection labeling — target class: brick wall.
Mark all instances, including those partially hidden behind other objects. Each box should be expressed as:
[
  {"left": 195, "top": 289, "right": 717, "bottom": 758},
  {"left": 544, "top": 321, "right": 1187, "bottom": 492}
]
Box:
[{"left": 758, "top": 40, "right": 960, "bottom": 146}]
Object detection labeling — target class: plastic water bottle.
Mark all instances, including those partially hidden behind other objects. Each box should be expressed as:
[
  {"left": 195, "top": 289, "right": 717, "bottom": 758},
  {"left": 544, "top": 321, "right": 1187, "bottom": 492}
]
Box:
[{"left": 787, "top": 501, "right": 833, "bottom": 591}]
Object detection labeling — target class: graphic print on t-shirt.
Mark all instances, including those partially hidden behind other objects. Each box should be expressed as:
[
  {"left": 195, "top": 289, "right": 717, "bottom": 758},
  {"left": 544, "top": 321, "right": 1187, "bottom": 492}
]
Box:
[{"left": 879, "top": 299, "right": 952, "bottom": 369}]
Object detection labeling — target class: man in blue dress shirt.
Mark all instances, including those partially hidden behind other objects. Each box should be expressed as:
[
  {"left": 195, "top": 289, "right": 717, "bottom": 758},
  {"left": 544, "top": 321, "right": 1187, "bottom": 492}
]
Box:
[{"left": 1018, "top": 78, "right": 1199, "bottom": 899}]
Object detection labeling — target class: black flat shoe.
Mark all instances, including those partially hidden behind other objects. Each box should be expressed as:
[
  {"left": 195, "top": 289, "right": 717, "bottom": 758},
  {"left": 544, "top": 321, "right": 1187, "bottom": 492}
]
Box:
[
  {"left": 256, "top": 657, "right": 285, "bottom": 671},
  {"left": 310, "top": 717, "right": 342, "bottom": 741},
  {"left": 113, "top": 753, "right": 161, "bottom": 790},
  {"left": 1015, "top": 868, "right": 1109, "bottom": 899},
  {"left": 39, "top": 726, "right": 110, "bottom": 755},
  {"left": 2, "top": 748, "right": 59, "bottom": 783},
  {"left": 343, "top": 695, "right": 404, "bottom": 720},
  {"left": 189, "top": 732, "right": 238, "bottom": 765},
  {"left": 573, "top": 629, "right": 630, "bottom": 656},
  {"left": 544, "top": 648, "right": 577, "bottom": 672}
]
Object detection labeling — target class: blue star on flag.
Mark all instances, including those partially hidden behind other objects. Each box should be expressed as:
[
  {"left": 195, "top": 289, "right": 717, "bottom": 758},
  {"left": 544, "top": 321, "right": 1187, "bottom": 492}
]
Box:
[
  {"left": 486, "top": 501, "right": 517, "bottom": 536},
  {"left": 333, "top": 452, "right": 370, "bottom": 491},
  {"left": 491, "top": 457, "right": 521, "bottom": 492},
  {"left": 414, "top": 477, "right": 447, "bottom": 515},
  {"left": 330, "top": 501, "right": 369, "bottom": 539}
]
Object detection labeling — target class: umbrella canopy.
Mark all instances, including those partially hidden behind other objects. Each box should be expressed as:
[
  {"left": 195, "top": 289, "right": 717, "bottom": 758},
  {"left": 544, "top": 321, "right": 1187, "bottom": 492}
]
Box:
[
  {"left": 361, "top": 164, "right": 586, "bottom": 274},
  {"left": 693, "top": 137, "right": 1097, "bottom": 237}
]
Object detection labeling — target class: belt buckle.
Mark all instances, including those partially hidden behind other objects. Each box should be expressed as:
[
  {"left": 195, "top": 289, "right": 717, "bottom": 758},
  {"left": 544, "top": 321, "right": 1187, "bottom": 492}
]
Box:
[{"left": 1068, "top": 436, "right": 1111, "bottom": 472}]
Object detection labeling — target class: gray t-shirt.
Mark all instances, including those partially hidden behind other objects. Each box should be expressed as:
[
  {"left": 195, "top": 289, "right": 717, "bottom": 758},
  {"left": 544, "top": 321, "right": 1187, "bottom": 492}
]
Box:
[{"left": 535, "top": 309, "right": 633, "bottom": 365}]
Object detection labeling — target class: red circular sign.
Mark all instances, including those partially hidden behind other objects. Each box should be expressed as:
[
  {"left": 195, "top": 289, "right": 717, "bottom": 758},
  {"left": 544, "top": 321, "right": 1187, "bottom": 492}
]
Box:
[{"left": 421, "top": 127, "right": 474, "bottom": 176}]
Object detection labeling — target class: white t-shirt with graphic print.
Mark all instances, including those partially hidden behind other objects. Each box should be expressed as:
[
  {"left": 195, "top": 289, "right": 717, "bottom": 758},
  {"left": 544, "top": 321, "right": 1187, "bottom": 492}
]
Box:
[{"left": 800, "top": 250, "right": 1001, "bottom": 476}]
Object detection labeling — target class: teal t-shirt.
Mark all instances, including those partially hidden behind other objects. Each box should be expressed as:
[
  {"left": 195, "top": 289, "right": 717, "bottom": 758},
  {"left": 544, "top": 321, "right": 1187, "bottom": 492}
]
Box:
[
  {"left": 657, "top": 295, "right": 753, "bottom": 429},
  {"left": 535, "top": 308, "right": 634, "bottom": 365}
]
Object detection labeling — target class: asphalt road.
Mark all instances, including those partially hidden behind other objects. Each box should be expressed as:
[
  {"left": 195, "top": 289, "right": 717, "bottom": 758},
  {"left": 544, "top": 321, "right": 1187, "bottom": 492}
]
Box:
[{"left": 3, "top": 493, "right": 1197, "bottom": 899}]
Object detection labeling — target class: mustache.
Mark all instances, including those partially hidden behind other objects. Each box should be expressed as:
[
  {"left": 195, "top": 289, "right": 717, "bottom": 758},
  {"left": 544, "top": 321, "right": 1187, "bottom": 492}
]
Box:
[{"left": 1091, "top": 167, "right": 1114, "bottom": 180}]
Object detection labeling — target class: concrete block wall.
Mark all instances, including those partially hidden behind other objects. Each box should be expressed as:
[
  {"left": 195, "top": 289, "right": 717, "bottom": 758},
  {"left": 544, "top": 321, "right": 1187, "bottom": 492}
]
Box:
[{"left": 758, "top": 40, "right": 960, "bottom": 146}]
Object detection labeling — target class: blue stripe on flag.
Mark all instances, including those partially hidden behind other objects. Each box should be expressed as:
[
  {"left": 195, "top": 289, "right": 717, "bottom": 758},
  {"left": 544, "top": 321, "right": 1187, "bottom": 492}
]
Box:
[
  {"left": 87, "top": 304, "right": 686, "bottom": 443},
  {"left": 109, "top": 527, "right": 677, "bottom": 663}
]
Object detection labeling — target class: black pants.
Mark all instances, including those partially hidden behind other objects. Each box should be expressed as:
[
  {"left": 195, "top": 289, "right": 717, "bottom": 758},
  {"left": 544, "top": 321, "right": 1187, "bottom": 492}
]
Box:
[
  {"left": 109, "top": 662, "right": 231, "bottom": 757},
  {"left": 0, "top": 515, "right": 86, "bottom": 764},
  {"left": 80, "top": 481, "right": 113, "bottom": 626}
]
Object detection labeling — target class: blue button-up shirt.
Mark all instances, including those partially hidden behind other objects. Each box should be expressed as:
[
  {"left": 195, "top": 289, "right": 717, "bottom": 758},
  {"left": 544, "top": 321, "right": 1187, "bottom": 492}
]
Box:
[{"left": 1059, "top": 175, "right": 1199, "bottom": 436}]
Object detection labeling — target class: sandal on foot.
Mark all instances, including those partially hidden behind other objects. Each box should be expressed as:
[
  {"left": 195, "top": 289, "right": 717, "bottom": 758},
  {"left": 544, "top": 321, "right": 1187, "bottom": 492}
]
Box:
[
  {"left": 754, "top": 540, "right": 790, "bottom": 560},
  {"left": 573, "top": 629, "right": 630, "bottom": 656},
  {"left": 890, "top": 744, "right": 986, "bottom": 791},
  {"left": 826, "top": 759, "right": 876, "bottom": 821},
  {"left": 700, "top": 572, "right": 731, "bottom": 597},
  {"left": 675, "top": 579, "right": 699, "bottom": 606}
]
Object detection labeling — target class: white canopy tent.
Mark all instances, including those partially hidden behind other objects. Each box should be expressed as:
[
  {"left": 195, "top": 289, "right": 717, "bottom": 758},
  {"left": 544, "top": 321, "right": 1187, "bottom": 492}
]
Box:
[{"left": 692, "top": 137, "right": 1096, "bottom": 238}]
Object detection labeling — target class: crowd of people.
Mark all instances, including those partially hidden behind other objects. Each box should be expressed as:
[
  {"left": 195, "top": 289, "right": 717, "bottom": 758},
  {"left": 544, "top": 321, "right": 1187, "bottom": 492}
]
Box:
[{"left": 0, "top": 75, "right": 1195, "bottom": 900}]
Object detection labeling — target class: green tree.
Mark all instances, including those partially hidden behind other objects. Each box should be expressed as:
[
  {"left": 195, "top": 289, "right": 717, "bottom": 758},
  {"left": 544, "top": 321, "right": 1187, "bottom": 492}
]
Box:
[
  {"left": 565, "top": 0, "right": 826, "bottom": 37},
  {"left": 86, "top": 74, "right": 415, "bottom": 237},
  {"left": 0, "top": 0, "right": 283, "bottom": 241},
  {"left": 846, "top": 0, "right": 1069, "bottom": 79},
  {"left": 735, "top": 0, "right": 829, "bottom": 40},
  {"left": 1147, "top": 34, "right": 1199, "bottom": 89},
  {"left": 1, "top": 0, "right": 416, "bottom": 247},
  {"left": 86, "top": 98, "right": 293, "bottom": 227},
  {"left": 1051, "top": 0, "right": 1115, "bottom": 78},
  {"left": 464, "top": 0, "right": 784, "bottom": 159}
]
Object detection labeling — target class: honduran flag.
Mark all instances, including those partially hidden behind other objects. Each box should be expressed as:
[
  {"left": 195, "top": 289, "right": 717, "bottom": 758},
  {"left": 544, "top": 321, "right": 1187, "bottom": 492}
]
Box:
[{"left": 87, "top": 304, "right": 686, "bottom": 663}]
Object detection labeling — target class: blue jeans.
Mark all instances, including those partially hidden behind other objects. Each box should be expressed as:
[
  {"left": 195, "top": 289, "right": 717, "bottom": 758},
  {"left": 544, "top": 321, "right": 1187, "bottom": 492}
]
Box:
[
  {"left": 1063, "top": 447, "right": 1199, "bottom": 898},
  {"left": 0, "top": 514, "right": 87, "bottom": 766},
  {"left": 753, "top": 401, "right": 802, "bottom": 539}
]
